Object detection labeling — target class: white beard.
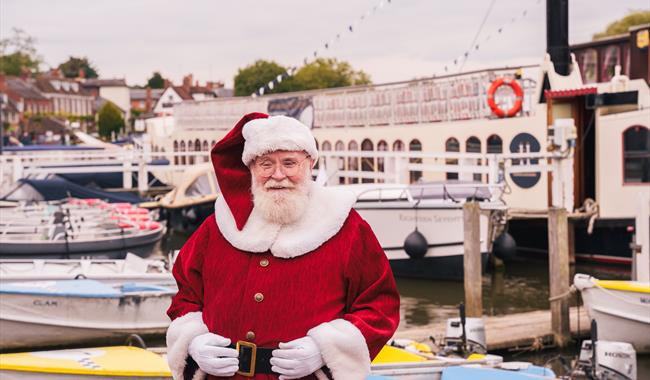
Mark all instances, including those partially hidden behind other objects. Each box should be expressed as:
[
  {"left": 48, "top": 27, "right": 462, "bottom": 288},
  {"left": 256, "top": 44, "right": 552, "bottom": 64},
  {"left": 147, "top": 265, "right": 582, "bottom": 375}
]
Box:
[{"left": 251, "top": 175, "right": 311, "bottom": 225}]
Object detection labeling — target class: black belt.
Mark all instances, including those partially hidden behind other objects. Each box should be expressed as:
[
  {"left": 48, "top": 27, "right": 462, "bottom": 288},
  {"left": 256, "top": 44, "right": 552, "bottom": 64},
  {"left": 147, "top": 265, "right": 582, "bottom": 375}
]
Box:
[{"left": 229, "top": 341, "right": 276, "bottom": 377}]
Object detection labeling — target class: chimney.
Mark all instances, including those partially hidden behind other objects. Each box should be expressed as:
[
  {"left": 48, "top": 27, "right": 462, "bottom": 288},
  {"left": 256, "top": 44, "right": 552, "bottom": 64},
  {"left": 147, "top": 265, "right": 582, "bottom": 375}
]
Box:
[
  {"left": 145, "top": 86, "right": 152, "bottom": 112},
  {"left": 182, "top": 74, "right": 193, "bottom": 92},
  {"left": 547, "top": 0, "right": 570, "bottom": 75},
  {"left": 163, "top": 79, "right": 171, "bottom": 88},
  {"left": 78, "top": 68, "right": 86, "bottom": 80}
]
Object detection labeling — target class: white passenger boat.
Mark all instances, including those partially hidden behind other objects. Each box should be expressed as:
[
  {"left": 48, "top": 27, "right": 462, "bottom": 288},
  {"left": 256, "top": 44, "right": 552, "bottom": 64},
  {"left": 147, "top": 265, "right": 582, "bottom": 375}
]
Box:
[
  {"left": 341, "top": 182, "right": 503, "bottom": 280},
  {"left": 0, "top": 279, "right": 173, "bottom": 350},
  {"left": 0, "top": 253, "right": 174, "bottom": 286},
  {"left": 574, "top": 274, "right": 650, "bottom": 354},
  {"left": 0, "top": 346, "right": 171, "bottom": 380}
]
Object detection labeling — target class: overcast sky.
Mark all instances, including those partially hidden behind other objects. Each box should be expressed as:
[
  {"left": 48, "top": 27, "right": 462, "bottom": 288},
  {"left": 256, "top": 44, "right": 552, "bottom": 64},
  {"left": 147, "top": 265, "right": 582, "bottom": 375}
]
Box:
[{"left": 1, "top": 0, "right": 647, "bottom": 87}]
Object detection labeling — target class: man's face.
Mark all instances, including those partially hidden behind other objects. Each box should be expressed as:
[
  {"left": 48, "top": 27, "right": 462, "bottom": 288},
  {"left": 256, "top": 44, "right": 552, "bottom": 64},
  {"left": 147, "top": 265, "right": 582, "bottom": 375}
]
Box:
[{"left": 251, "top": 150, "right": 313, "bottom": 188}]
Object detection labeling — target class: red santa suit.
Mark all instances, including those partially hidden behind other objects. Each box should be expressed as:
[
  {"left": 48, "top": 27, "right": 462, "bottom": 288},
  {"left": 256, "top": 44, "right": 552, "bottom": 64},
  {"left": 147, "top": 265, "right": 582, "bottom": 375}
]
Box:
[{"left": 166, "top": 113, "right": 400, "bottom": 380}]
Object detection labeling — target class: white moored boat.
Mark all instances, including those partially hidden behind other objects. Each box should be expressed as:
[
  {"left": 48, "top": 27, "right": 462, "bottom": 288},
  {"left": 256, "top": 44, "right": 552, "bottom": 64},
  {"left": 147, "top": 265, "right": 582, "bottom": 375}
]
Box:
[
  {"left": 0, "top": 253, "right": 174, "bottom": 286},
  {"left": 574, "top": 274, "right": 650, "bottom": 353},
  {"left": 0, "top": 346, "right": 171, "bottom": 380},
  {"left": 0, "top": 279, "right": 173, "bottom": 350}
]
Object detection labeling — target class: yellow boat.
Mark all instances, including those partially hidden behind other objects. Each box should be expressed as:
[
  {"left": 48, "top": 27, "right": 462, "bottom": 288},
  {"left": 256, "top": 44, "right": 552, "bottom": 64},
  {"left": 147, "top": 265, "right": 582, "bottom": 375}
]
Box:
[{"left": 0, "top": 346, "right": 171, "bottom": 379}]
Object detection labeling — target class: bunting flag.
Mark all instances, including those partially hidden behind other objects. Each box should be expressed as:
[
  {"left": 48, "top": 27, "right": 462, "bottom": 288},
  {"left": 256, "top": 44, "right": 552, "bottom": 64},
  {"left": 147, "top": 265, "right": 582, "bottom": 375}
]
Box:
[{"left": 252, "top": 0, "right": 395, "bottom": 96}]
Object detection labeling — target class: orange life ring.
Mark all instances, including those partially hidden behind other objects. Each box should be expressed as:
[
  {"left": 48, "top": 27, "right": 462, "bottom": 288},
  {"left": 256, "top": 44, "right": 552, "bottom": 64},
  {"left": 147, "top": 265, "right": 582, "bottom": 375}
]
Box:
[{"left": 487, "top": 78, "right": 523, "bottom": 118}]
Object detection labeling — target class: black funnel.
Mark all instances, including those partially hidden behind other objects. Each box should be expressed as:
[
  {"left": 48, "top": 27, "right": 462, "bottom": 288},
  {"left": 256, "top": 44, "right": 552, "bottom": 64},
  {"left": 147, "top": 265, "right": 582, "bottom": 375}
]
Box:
[{"left": 547, "top": 0, "right": 570, "bottom": 75}]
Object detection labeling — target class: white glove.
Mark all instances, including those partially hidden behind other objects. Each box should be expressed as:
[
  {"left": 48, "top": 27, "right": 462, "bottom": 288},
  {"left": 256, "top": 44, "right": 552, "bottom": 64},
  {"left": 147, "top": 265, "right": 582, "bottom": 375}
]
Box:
[
  {"left": 270, "top": 336, "right": 324, "bottom": 380},
  {"left": 188, "top": 332, "right": 239, "bottom": 377}
]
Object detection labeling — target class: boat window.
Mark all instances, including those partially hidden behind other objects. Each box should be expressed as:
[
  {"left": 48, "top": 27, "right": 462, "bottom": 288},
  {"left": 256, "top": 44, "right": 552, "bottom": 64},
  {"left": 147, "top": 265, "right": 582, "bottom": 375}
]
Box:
[
  {"left": 601, "top": 45, "right": 620, "bottom": 82},
  {"left": 187, "top": 140, "right": 195, "bottom": 165},
  {"left": 445, "top": 137, "right": 460, "bottom": 180},
  {"left": 202, "top": 140, "right": 209, "bottom": 162},
  {"left": 393, "top": 140, "right": 404, "bottom": 151},
  {"left": 466, "top": 137, "right": 482, "bottom": 182},
  {"left": 180, "top": 141, "right": 186, "bottom": 165},
  {"left": 186, "top": 174, "right": 213, "bottom": 197},
  {"left": 361, "top": 139, "right": 375, "bottom": 183},
  {"left": 335, "top": 140, "right": 345, "bottom": 184},
  {"left": 623, "top": 126, "right": 650, "bottom": 183},
  {"left": 578, "top": 49, "right": 598, "bottom": 84},
  {"left": 173, "top": 141, "right": 179, "bottom": 165},
  {"left": 487, "top": 135, "right": 503, "bottom": 154},
  {"left": 409, "top": 139, "right": 423, "bottom": 183},
  {"left": 321, "top": 141, "right": 331, "bottom": 151},
  {"left": 377, "top": 140, "right": 388, "bottom": 183},
  {"left": 348, "top": 140, "right": 359, "bottom": 184}
]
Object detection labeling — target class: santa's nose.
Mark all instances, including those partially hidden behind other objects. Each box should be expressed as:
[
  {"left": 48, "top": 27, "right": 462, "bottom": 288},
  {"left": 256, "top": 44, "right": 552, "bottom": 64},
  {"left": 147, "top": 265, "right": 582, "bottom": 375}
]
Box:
[{"left": 270, "top": 166, "right": 287, "bottom": 180}]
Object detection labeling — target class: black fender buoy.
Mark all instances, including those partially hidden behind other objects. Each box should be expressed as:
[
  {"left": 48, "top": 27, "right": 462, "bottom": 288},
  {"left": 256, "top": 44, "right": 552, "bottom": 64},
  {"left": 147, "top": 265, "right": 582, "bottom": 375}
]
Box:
[
  {"left": 404, "top": 229, "right": 428, "bottom": 259},
  {"left": 493, "top": 232, "right": 517, "bottom": 261}
]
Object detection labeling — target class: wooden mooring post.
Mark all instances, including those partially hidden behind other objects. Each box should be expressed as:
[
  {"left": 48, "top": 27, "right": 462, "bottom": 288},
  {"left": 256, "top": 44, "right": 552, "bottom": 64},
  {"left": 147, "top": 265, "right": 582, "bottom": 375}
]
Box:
[
  {"left": 463, "top": 202, "right": 482, "bottom": 318},
  {"left": 548, "top": 207, "right": 571, "bottom": 347}
]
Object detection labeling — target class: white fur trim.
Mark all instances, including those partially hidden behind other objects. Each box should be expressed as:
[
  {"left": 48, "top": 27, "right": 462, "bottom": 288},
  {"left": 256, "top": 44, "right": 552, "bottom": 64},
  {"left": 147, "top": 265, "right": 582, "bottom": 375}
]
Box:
[
  {"left": 241, "top": 115, "right": 318, "bottom": 165},
  {"left": 308, "top": 319, "right": 371, "bottom": 380},
  {"left": 215, "top": 183, "right": 356, "bottom": 258},
  {"left": 166, "top": 311, "right": 208, "bottom": 380}
]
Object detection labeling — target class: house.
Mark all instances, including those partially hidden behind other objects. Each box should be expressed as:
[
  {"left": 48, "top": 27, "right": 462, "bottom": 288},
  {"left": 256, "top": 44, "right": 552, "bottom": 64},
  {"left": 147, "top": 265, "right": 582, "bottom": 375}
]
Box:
[
  {"left": 81, "top": 78, "right": 131, "bottom": 121},
  {"left": 33, "top": 74, "right": 94, "bottom": 117},
  {"left": 2, "top": 75, "right": 53, "bottom": 116},
  {"left": 152, "top": 74, "right": 228, "bottom": 115},
  {"left": 130, "top": 87, "right": 164, "bottom": 113}
]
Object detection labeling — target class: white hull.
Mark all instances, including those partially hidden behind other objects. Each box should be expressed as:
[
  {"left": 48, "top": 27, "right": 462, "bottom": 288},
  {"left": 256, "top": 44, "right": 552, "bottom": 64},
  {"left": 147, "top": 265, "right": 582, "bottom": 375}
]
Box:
[
  {"left": 0, "top": 290, "right": 172, "bottom": 349},
  {"left": 574, "top": 274, "right": 650, "bottom": 353}
]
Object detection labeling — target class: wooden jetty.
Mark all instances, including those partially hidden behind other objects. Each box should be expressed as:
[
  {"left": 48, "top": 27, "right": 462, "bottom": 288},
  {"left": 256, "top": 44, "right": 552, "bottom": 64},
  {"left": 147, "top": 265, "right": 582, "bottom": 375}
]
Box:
[{"left": 394, "top": 306, "right": 591, "bottom": 352}]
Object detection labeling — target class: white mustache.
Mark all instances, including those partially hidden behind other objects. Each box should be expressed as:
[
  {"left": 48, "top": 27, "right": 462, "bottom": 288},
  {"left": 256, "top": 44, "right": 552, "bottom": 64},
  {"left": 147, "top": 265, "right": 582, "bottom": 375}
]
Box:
[{"left": 263, "top": 179, "right": 295, "bottom": 190}]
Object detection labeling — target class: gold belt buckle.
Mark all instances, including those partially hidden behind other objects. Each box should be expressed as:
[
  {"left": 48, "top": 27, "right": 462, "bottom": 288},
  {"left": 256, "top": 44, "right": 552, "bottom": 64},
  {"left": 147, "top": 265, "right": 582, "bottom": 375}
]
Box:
[{"left": 236, "top": 340, "right": 257, "bottom": 377}]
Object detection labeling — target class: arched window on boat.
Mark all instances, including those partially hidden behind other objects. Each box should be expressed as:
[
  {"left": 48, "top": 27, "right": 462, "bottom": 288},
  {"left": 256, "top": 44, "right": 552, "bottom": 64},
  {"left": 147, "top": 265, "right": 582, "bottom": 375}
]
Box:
[
  {"left": 348, "top": 140, "right": 359, "bottom": 184},
  {"left": 393, "top": 140, "right": 405, "bottom": 151},
  {"left": 202, "top": 140, "right": 209, "bottom": 162},
  {"left": 623, "top": 125, "right": 650, "bottom": 183},
  {"left": 321, "top": 140, "right": 332, "bottom": 151},
  {"left": 187, "top": 140, "right": 195, "bottom": 165},
  {"left": 377, "top": 140, "right": 388, "bottom": 183},
  {"left": 211, "top": 140, "right": 216, "bottom": 149},
  {"left": 194, "top": 139, "right": 202, "bottom": 163},
  {"left": 601, "top": 45, "right": 620, "bottom": 82},
  {"left": 466, "top": 136, "right": 482, "bottom": 182},
  {"left": 173, "top": 141, "right": 179, "bottom": 165},
  {"left": 487, "top": 134, "right": 503, "bottom": 154},
  {"left": 180, "top": 140, "right": 186, "bottom": 165},
  {"left": 361, "top": 139, "right": 375, "bottom": 183},
  {"left": 409, "top": 139, "right": 423, "bottom": 183},
  {"left": 445, "top": 137, "right": 460, "bottom": 180},
  {"left": 335, "top": 140, "right": 345, "bottom": 184},
  {"left": 577, "top": 48, "right": 598, "bottom": 84}
]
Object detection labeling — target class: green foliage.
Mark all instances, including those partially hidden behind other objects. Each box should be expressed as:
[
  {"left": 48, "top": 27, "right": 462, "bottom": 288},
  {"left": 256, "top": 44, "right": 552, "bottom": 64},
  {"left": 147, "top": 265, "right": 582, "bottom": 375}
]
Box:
[
  {"left": 0, "top": 28, "right": 41, "bottom": 76},
  {"left": 234, "top": 60, "right": 290, "bottom": 96},
  {"left": 593, "top": 10, "right": 650, "bottom": 40},
  {"left": 147, "top": 72, "right": 166, "bottom": 89},
  {"left": 58, "top": 56, "right": 99, "bottom": 78},
  {"left": 97, "top": 102, "right": 124, "bottom": 139},
  {"left": 233, "top": 58, "right": 371, "bottom": 96},
  {"left": 291, "top": 58, "right": 371, "bottom": 91}
]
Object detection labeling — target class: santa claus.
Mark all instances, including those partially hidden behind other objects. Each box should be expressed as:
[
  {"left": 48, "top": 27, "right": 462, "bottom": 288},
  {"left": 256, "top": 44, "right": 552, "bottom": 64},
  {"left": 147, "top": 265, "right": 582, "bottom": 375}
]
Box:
[{"left": 166, "top": 112, "right": 400, "bottom": 380}]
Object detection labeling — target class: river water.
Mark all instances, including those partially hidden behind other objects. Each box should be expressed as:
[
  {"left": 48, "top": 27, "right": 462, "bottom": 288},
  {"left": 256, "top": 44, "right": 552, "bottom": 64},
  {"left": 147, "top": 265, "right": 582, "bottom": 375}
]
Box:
[{"left": 161, "top": 229, "right": 649, "bottom": 378}]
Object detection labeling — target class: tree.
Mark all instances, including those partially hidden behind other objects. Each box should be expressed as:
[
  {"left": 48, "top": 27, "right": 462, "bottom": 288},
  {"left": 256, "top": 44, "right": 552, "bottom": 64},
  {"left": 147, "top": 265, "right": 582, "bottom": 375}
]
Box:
[
  {"left": 147, "top": 72, "right": 166, "bottom": 89},
  {"left": 0, "top": 28, "right": 41, "bottom": 76},
  {"left": 593, "top": 10, "right": 650, "bottom": 40},
  {"left": 291, "top": 58, "right": 371, "bottom": 91},
  {"left": 97, "top": 102, "right": 125, "bottom": 139},
  {"left": 233, "top": 58, "right": 371, "bottom": 96},
  {"left": 234, "top": 60, "right": 291, "bottom": 96},
  {"left": 58, "top": 56, "right": 99, "bottom": 78}
]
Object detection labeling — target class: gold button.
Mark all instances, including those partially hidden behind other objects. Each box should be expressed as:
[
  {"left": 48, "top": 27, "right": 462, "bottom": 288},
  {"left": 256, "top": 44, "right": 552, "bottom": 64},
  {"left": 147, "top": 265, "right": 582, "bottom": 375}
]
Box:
[
  {"left": 254, "top": 292, "right": 264, "bottom": 302},
  {"left": 260, "top": 258, "right": 269, "bottom": 267},
  {"left": 246, "top": 331, "right": 256, "bottom": 341}
]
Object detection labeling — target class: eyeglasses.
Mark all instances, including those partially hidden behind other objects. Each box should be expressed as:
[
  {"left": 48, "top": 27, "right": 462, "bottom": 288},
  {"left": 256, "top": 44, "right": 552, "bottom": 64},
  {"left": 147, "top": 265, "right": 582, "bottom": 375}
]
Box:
[{"left": 253, "top": 156, "right": 310, "bottom": 177}]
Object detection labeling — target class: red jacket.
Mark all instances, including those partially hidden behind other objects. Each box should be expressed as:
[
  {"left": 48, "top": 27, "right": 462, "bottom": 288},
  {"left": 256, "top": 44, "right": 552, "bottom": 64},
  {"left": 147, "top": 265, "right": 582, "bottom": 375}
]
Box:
[{"left": 166, "top": 190, "right": 400, "bottom": 380}]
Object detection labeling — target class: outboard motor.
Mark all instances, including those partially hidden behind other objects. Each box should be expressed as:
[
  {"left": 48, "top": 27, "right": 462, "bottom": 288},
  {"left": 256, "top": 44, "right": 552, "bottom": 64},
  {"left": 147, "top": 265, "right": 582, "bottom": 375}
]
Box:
[
  {"left": 573, "top": 321, "right": 637, "bottom": 380},
  {"left": 441, "top": 303, "right": 487, "bottom": 356}
]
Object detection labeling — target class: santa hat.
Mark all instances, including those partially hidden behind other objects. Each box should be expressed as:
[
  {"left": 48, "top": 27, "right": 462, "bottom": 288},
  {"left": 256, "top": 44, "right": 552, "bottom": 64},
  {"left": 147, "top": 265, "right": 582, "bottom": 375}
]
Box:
[{"left": 210, "top": 113, "right": 318, "bottom": 231}]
